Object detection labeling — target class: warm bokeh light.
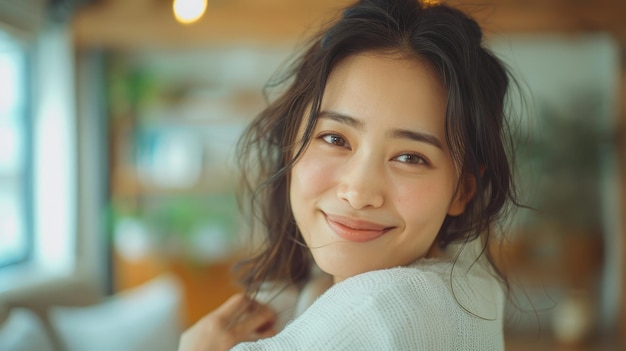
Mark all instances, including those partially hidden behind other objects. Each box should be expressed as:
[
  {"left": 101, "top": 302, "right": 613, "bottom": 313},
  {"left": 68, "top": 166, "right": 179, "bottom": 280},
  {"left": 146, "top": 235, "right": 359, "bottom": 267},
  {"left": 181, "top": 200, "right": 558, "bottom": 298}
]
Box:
[
  {"left": 173, "top": 0, "right": 207, "bottom": 25},
  {"left": 422, "top": 0, "right": 440, "bottom": 7}
]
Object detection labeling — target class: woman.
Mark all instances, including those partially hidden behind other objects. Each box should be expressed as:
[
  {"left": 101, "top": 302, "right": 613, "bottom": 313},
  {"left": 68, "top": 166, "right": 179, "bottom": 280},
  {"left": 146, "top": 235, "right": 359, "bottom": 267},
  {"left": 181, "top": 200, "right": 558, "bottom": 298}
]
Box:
[{"left": 180, "top": 0, "right": 518, "bottom": 349}]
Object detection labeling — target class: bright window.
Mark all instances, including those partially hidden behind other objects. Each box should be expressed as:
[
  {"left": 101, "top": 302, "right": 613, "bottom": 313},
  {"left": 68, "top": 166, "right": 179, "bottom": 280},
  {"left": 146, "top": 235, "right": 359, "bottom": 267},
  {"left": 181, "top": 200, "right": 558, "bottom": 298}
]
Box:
[{"left": 0, "top": 30, "right": 31, "bottom": 267}]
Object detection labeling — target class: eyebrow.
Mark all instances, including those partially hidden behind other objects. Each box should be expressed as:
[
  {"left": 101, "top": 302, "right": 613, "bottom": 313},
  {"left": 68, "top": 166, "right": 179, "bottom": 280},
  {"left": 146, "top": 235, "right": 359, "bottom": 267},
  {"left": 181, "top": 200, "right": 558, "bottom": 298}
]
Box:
[
  {"left": 318, "top": 110, "right": 365, "bottom": 130},
  {"left": 387, "top": 128, "right": 444, "bottom": 150},
  {"left": 317, "top": 110, "right": 444, "bottom": 150}
]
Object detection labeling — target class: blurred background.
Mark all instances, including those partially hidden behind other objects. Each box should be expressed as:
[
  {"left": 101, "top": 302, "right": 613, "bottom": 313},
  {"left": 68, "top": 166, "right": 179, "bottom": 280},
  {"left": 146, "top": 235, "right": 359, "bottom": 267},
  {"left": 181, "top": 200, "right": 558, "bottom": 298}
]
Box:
[{"left": 0, "top": 0, "right": 624, "bottom": 350}]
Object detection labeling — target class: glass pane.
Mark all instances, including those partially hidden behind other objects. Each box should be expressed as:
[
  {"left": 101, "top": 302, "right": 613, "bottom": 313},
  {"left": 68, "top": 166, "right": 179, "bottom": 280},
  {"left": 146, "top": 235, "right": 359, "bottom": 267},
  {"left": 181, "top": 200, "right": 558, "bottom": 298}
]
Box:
[
  {"left": 0, "top": 185, "right": 26, "bottom": 265},
  {"left": 0, "top": 118, "right": 22, "bottom": 174},
  {"left": 0, "top": 36, "right": 24, "bottom": 175},
  {"left": 0, "top": 29, "right": 28, "bottom": 267}
]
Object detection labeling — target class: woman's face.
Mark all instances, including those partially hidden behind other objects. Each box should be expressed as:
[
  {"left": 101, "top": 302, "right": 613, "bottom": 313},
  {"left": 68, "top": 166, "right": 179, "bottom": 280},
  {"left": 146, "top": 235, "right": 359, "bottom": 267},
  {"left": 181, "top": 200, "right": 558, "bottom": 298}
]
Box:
[{"left": 289, "top": 53, "right": 467, "bottom": 283}]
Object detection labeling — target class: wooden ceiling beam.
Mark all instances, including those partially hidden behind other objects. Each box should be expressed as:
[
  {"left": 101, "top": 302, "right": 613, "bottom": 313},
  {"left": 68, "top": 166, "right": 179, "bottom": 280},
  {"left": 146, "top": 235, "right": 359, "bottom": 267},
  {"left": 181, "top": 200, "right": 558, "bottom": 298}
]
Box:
[
  {"left": 73, "top": 0, "right": 626, "bottom": 48},
  {"left": 73, "top": 0, "right": 352, "bottom": 49}
]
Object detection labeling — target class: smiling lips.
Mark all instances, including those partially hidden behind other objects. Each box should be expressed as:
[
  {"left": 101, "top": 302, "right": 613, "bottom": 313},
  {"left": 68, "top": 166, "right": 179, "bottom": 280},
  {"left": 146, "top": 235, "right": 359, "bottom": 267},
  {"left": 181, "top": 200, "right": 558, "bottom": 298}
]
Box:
[{"left": 325, "top": 213, "right": 393, "bottom": 242}]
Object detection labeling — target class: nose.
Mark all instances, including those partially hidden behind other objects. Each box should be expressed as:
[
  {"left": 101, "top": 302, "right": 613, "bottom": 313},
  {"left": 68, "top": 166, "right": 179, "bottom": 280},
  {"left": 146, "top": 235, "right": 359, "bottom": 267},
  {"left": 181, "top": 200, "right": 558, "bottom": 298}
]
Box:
[{"left": 336, "top": 154, "right": 385, "bottom": 209}]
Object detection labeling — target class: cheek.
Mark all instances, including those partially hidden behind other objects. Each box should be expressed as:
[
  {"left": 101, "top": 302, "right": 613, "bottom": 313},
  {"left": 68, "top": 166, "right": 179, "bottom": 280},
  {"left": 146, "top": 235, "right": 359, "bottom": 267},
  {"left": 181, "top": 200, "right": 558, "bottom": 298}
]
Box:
[
  {"left": 290, "top": 152, "right": 334, "bottom": 207},
  {"left": 394, "top": 179, "right": 455, "bottom": 220}
]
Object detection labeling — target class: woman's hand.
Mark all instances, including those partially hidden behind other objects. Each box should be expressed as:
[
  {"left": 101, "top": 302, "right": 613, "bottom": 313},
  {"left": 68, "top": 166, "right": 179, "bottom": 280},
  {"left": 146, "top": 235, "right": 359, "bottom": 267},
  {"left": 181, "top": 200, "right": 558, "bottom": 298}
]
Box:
[{"left": 178, "top": 293, "right": 277, "bottom": 351}]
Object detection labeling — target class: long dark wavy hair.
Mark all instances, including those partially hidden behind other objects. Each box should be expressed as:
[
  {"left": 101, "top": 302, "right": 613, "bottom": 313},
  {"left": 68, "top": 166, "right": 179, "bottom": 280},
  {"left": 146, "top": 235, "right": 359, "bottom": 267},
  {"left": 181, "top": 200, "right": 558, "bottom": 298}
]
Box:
[{"left": 235, "top": 0, "right": 519, "bottom": 296}]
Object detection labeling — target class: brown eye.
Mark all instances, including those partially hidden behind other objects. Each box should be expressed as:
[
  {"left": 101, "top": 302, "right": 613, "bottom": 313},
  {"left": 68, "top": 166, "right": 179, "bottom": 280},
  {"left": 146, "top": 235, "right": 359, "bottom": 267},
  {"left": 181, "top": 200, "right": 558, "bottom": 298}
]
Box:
[
  {"left": 321, "top": 134, "right": 349, "bottom": 148},
  {"left": 395, "top": 153, "right": 428, "bottom": 165}
]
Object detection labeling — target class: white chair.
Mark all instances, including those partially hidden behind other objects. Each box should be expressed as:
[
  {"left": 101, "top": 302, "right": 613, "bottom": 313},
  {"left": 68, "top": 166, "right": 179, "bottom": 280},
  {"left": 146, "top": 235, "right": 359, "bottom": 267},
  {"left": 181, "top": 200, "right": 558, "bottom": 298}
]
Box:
[
  {"left": 0, "top": 307, "right": 55, "bottom": 351},
  {"left": 49, "top": 274, "right": 184, "bottom": 351}
]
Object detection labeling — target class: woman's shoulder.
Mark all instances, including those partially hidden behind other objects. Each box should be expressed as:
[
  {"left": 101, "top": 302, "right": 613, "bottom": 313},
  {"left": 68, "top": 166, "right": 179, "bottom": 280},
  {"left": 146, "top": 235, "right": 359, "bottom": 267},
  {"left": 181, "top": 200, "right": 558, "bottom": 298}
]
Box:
[
  {"left": 234, "top": 258, "right": 505, "bottom": 350},
  {"left": 332, "top": 257, "right": 490, "bottom": 296},
  {"left": 321, "top": 259, "right": 456, "bottom": 320},
  {"left": 289, "top": 259, "right": 502, "bottom": 348},
  {"left": 324, "top": 257, "right": 504, "bottom": 323}
]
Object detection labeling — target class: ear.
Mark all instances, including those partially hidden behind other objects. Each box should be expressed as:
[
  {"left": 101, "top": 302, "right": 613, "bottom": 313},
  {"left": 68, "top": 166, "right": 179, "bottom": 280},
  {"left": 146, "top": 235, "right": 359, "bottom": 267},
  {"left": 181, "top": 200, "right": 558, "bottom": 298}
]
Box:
[{"left": 447, "top": 173, "right": 478, "bottom": 216}]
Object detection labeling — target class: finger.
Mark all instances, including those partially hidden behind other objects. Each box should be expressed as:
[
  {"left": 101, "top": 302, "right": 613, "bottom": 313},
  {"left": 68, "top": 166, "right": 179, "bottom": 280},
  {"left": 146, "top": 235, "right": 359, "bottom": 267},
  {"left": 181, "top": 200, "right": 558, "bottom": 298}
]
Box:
[
  {"left": 234, "top": 317, "right": 277, "bottom": 344},
  {"left": 242, "top": 329, "right": 277, "bottom": 343},
  {"left": 215, "top": 293, "right": 251, "bottom": 317},
  {"left": 235, "top": 303, "right": 277, "bottom": 336},
  {"left": 242, "top": 325, "right": 277, "bottom": 343},
  {"left": 254, "top": 324, "right": 278, "bottom": 339}
]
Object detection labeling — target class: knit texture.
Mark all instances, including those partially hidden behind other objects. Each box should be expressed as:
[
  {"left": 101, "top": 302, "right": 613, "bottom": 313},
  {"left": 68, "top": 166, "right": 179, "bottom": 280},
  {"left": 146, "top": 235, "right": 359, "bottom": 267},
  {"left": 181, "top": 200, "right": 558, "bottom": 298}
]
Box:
[{"left": 232, "top": 257, "right": 505, "bottom": 350}]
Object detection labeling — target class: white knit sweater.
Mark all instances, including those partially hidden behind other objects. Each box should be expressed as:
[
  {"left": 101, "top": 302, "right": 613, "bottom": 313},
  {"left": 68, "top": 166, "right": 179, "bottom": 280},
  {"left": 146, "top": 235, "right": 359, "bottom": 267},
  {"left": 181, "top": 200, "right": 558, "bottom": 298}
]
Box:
[{"left": 232, "top": 250, "right": 505, "bottom": 350}]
